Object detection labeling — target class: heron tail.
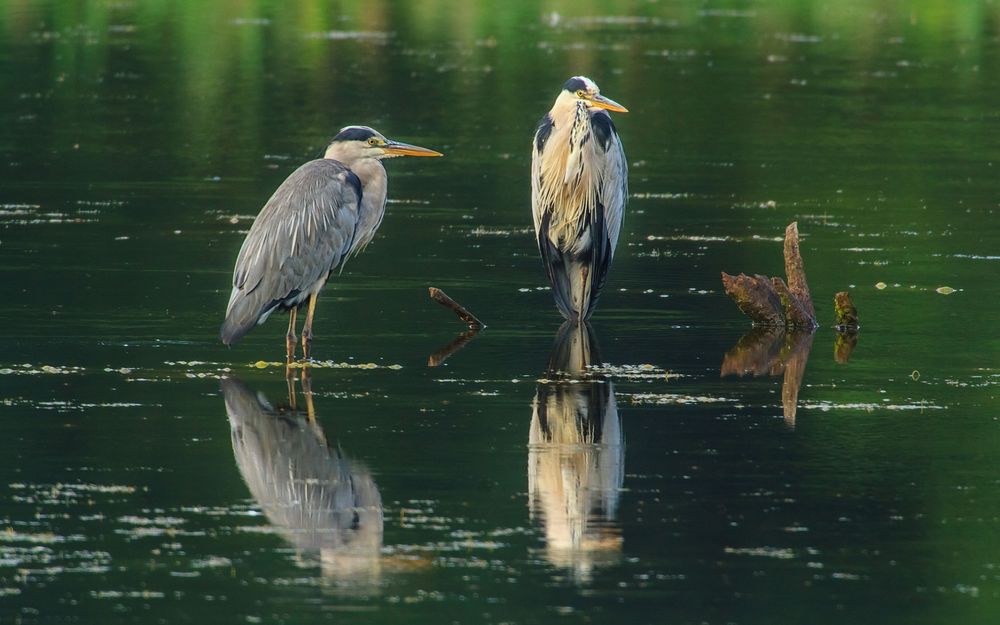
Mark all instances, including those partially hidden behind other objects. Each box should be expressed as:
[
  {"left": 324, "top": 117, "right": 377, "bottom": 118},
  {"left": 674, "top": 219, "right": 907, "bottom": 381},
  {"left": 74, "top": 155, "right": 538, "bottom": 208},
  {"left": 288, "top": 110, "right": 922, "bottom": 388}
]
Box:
[
  {"left": 220, "top": 290, "right": 266, "bottom": 346},
  {"left": 543, "top": 249, "right": 595, "bottom": 322}
]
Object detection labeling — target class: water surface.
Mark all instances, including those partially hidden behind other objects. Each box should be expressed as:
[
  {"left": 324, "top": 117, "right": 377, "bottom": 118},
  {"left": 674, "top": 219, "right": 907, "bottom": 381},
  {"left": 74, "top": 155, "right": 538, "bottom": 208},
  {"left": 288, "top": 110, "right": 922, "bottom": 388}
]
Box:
[{"left": 1, "top": 1, "right": 999, "bottom": 623}]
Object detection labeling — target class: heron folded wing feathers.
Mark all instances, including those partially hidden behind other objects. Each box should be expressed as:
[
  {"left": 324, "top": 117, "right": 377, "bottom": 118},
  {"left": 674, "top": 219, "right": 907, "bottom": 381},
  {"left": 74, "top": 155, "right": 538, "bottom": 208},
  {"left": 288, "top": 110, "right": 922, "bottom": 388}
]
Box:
[{"left": 221, "top": 160, "right": 362, "bottom": 346}]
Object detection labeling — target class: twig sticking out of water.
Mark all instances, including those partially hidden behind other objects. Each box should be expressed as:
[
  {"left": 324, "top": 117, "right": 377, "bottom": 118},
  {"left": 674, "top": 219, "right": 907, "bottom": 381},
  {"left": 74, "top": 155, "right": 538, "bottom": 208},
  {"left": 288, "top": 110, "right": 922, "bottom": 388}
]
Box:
[{"left": 429, "top": 287, "right": 485, "bottom": 330}]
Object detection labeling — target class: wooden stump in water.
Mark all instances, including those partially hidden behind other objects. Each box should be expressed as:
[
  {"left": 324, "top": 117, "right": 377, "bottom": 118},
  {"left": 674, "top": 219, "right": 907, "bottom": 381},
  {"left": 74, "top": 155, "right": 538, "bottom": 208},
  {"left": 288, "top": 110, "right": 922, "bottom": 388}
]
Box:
[
  {"left": 720, "top": 273, "right": 785, "bottom": 327},
  {"left": 721, "top": 222, "right": 818, "bottom": 330}
]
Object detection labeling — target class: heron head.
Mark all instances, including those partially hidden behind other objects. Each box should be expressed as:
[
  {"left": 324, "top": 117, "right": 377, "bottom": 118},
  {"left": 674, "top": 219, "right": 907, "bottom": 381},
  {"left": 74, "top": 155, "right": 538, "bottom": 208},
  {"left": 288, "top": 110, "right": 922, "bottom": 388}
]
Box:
[
  {"left": 325, "top": 126, "right": 443, "bottom": 163},
  {"left": 559, "top": 76, "right": 628, "bottom": 113}
]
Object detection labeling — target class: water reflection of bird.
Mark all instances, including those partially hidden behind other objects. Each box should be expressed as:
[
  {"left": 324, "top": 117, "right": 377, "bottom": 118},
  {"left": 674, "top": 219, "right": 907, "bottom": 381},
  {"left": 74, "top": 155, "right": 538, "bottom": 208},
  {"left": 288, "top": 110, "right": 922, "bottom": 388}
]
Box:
[
  {"left": 528, "top": 321, "right": 624, "bottom": 582},
  {"left": 532, "top": 76, "right": 628, "bottom": 321},
  {"left": 220, "top": 127, "right": 442, "bottom": 362},
  {"left": 222, "top": 376, "right": 383, "bottom": 588}
]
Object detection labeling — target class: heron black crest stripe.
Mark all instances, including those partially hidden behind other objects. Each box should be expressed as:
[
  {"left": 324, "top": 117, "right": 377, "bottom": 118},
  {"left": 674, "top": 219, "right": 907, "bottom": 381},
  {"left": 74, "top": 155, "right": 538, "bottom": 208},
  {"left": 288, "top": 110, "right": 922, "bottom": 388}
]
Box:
[
  {"left": 590, "top": 111, "right": 616, "bottom": 151},
  {"left": 534, "top": 115, "right": 554, "bottom": 153},
  {"left": 332, "top": 126, "right": 377, "bottom": 143},
  {"left": 562, "top": 77, "right": 589, "bottom": 93}
]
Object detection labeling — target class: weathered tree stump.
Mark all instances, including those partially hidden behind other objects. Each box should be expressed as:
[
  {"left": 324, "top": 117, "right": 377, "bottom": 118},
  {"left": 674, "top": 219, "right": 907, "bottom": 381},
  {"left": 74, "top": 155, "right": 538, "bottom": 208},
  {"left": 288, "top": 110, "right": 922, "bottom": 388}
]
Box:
[
  {"left": 721, "top": 222, "right": 818, "bottom": 330},
  {"left": 720, "top": 273, "right": 784, "bottom": 327}
]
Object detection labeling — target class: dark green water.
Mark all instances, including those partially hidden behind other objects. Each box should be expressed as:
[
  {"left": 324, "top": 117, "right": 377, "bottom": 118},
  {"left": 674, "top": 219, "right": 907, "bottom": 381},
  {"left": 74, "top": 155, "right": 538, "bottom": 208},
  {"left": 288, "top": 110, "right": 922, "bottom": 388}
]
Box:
[{"left": 1, "top": 1, "right": 999, "bottom": 623}]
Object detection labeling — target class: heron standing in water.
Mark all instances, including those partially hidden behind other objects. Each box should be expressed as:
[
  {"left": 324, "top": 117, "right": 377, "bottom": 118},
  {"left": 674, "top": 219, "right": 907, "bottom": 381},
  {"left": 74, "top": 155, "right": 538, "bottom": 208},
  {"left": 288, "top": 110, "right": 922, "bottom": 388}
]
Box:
[
  {"left": 532, "top": 76, "right": 628, "bottom": 322},
  {"left": 220, "top": 126, "right": 442, "bottom": 362}
]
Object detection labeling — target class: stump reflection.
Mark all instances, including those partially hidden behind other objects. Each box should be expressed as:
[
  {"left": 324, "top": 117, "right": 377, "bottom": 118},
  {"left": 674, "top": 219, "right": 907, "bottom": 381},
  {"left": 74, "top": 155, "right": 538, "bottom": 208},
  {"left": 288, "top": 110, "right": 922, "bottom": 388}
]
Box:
[{"left": 721, "top": 327, "right": 815, "bottom": 427}]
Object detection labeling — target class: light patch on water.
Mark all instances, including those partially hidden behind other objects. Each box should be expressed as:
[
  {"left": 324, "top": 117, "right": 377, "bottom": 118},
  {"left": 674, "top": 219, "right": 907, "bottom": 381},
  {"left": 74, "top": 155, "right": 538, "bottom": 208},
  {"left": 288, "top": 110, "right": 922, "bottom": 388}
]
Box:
[
  {"left": 724, "top": 546, "right": 796, "bottom": 559},
  {"left": 646, "top": 234, "right": 783, "bottom": 243},
  {"left": 0, "top": 529, "right": 80, "bottom": 544},
  {"left": 950, "top": 253, "right": 1000, "bottom": 261},
  {"left": 191, "top": 556, "right": 233, "bottom": 569},
  {"left": 627, "top": 393, "right": 737, "bottom": 405},
  {"left": 305, "top": 30, "right": 391, "bottom": 42},
  {"left": 235, "top": 525, "right": 280, "bottom": 535},
  {"left": 774, "top": 32, "right": 823, "bottom": 43},
  {"left": 800, "top": 401, "right": 944, "bottom": 412},
  {"left": 0, "top": 364, "right": 85, "bottom": 376},
  {"left": 544, "top": 13, "right": 676, "bottom": 29},
  {"left": 631, "top": 192, "right": 697, "bottom": 199},
  {"left": 9, "top": 483, "right": 138, "bottom": 507},
  {"left": 91, "top": 590, "right": 165, "bottom": 599},
  {"left": 118, "top": 515, "right": 186, "bottom": 526},
  {"left": 468, "top": 226, "right": 534, "bottom": 237},
  {"left": 699, "top": 9, "right": 756, "bottom": 18},
  {"left": 3, "top": 398, "right": 152, "bottom": 411},
  {"left": 229, "top": 18, "right": 270, "bottom": 27},
  {"left": 252, "top": 360, "right": 403, "bottom": 370},
  {"left": 587, "top": 363, "right": 684, "bottom": 382}
]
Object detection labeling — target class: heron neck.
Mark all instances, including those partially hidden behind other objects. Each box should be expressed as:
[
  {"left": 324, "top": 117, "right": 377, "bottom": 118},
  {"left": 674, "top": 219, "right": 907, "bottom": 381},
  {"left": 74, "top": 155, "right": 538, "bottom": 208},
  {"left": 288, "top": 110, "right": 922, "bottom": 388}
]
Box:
[{"left": 346, "top": 158, "right": 388, "bottom": 255}]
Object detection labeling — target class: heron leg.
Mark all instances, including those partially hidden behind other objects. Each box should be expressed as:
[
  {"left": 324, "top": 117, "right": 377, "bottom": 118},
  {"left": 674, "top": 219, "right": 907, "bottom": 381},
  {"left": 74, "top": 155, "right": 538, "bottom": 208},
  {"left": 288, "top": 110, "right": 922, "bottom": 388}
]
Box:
[
  {"left": 286, "top": 308, "right": 298, "bottom": 364},
  {"left": 301, "top": 292, "right": 319, "bottom": 361}
]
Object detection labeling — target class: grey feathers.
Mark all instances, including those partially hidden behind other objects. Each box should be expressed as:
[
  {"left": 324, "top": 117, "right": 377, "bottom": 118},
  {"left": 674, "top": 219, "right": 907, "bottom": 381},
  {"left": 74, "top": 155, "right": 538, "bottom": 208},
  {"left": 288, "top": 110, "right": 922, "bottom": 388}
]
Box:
[{"left": 221, "top": 159, "right": 364, "bottom": 345}]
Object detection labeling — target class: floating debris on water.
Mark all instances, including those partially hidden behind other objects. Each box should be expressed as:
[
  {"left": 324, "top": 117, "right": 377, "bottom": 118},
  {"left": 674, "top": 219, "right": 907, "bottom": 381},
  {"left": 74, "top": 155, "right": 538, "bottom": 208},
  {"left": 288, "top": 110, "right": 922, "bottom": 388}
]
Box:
[
  {"left": 627, "top": 393, "right": 736, "bottom": 405},
  {"left": 587, "top": 363, "right": 683, "bottom": 381},
  {"left": 251, "top": 360, "right": 403, "bottom": 370},
  {"left": 724, "top": 546, "right": 796, "bottom": 559},
  {"left": 305, "top": 30, "right": 391, "bottom": 42},
  {"left": 0, "top": 363, "right": 84, "bottom": 376},
  {"left": 800, "top": 401, "right": 944, "bottom": 412},
  {"left": 469, "top": 226, "right": 533, "bottom": 237},
  {"left": 935, "top": 286, "right": 956, "bottom": 295},
  {"left": 875, "top": 282, "right": 887, "bottom": 289}
]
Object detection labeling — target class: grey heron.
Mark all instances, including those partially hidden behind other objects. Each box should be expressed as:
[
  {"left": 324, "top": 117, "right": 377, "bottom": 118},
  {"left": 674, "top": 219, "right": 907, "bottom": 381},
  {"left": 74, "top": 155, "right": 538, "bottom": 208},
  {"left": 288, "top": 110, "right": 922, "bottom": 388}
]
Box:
[
  {"left": 220, "top": 126, "right": 442, "bottom": 362},
  {"left": 532, "top": 76, "right": 628, "bottom": 321}
]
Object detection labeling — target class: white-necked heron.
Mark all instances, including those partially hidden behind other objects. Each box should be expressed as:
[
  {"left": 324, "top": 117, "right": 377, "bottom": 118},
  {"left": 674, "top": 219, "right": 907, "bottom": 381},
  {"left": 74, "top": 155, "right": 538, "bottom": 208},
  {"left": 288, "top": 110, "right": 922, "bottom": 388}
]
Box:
[{"left": 531, "top": 76, "right": 628, "bottom": 321}]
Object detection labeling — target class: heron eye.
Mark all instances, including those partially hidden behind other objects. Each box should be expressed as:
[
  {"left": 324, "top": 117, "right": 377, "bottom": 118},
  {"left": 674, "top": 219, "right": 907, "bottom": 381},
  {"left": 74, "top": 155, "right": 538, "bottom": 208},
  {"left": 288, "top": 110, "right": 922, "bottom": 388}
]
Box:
[
  {"left": 575, "top": 90, "right": 586, "bottom": 98},
  {"left": 367, "top": 137, "right": 378, "bottom": 146}
]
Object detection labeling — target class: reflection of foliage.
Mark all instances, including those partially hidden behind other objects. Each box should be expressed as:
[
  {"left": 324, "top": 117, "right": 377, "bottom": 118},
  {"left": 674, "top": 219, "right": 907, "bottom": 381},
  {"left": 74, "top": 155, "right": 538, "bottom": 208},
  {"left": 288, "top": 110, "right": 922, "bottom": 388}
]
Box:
[{"left": 6, "top": 0, "right": 998, "bottom": 181}]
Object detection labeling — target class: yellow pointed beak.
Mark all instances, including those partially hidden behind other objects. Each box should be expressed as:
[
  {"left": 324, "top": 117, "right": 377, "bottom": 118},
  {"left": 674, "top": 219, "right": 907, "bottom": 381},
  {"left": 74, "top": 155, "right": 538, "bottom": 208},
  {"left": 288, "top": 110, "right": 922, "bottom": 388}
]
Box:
[
  {"left": 591, "top": 94, "right": 628, "bottom": 113},
  {"left": 382, "top": 140, "right": 444, "bottom": 157}
]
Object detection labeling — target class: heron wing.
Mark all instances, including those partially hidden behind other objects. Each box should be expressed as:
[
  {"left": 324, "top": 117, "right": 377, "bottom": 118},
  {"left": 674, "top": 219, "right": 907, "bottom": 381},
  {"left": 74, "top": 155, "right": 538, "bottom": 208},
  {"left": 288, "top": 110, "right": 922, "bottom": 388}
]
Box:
[
  {"left": 531, "top": 109, "right": 627, "bottom": 320},
  {"left": 530, "top": 113, "right": 555, "bottom": 237},
  {"left": 221, "top": 159, "right": 362, "bottom": 345},
  {"left": 591, "top": 110, "right": 628, "bottom": 293}
]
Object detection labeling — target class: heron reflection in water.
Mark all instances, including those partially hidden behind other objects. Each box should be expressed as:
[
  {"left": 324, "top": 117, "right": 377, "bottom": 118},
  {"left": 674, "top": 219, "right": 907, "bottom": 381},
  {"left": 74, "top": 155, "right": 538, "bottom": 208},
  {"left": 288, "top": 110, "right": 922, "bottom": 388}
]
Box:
[
  {"left": 528, "top": 321, "right": 624, "bottom": 581},
  {"left": 222, "top": 375, "right": 383, "bottom": 588}
]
